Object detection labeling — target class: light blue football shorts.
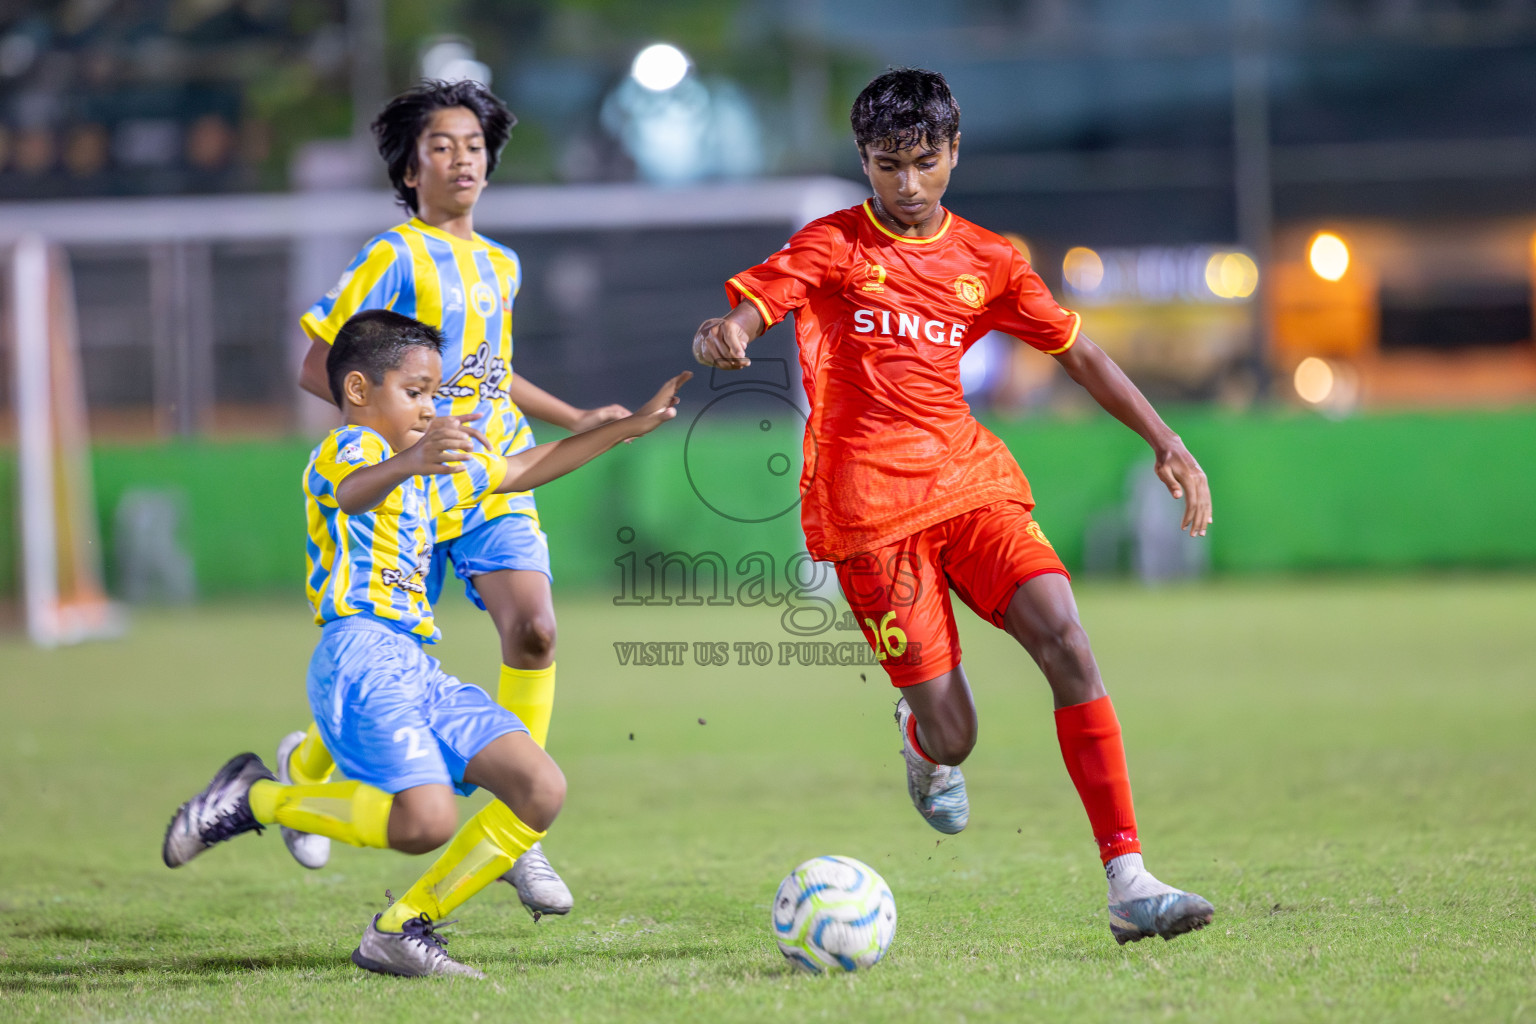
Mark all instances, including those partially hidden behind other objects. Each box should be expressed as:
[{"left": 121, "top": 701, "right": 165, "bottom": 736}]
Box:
[
  {"left": 428, "top": 511, "right": 552, "bottom": 611},
  {"left": 306, "top": 615, "right": 527, "bottom": 796}
]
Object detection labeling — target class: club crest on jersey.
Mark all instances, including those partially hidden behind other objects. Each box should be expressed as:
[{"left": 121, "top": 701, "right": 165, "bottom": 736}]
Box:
[
  {"left": 470, "top": 281, "right": 497, "bottom": 317},
  {"left": 860, "top": 262, "right": 887, "bottom": 293},
  {"left": 1025, "top": 520, "right": 1054, "bottom": 549},
  {"left": 339, "top": 441, "right": 367, "bottom": 464},
  {"left": 954, "top": 274, "right": 986, "bottom": 309}
]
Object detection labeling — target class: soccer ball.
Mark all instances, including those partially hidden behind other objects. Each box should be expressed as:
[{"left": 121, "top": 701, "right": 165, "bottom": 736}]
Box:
[{"left": 771, "top": 855, "right": 897, "bottom": 973}]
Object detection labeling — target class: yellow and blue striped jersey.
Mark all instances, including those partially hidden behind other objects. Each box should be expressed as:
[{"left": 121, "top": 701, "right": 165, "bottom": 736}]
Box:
[
  {"left": 300, "top": 219, "right": 535, "bottom": 543},
  {"left": 304, "top": 425, "right": 507, "bottom": 643}
]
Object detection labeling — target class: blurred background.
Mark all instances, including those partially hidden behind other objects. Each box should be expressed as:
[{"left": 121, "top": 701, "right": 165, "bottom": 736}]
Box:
[{"left": 1, "top": 0, "right": 1534, "bottom": 627}]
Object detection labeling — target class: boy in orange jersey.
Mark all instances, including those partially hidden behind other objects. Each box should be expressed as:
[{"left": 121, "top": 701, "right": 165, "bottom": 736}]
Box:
[{"left": 692, "top": 68, "right": 1215, "bottom": 945}]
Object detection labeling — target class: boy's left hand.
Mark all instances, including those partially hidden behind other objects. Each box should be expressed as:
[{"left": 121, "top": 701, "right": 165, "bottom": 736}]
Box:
[
  {"left": 410, "top": 415, "right": 488, "bottom": 475},
  {"left": 1154, "top": 440, "right": 1213, "bottom": 537},
  {"left": 628, "top": 372, "right": 693, "bottom": 436}
]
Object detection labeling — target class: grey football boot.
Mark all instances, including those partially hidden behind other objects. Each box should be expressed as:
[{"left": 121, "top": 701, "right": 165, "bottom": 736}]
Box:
[
  {"left": 162, "top": 752, "right": 274, "bottom": 867},
  {"left": 895, "top": 699, "right": 970, "bottom": 834},
  {"left": 352, "top": 913, "right": 485, "bottom": 978},
  {"left": 274, "top": 730, "right": 331, "bottom": 870},
  {"left": 502, "top": 842, "right": 574, "bottom": 920}
]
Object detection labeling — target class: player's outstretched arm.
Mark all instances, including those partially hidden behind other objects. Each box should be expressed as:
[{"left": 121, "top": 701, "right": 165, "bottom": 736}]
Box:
[
  {"left": 692, "top": 303, "right": 765, "bottom": 370},
  {"left": 299, "top": 338, "right": 334, "bottom": 404},
  {"left": 507, "top": 373, "right": 632, "bottom": 432},
  {"left": 1054, "top": 338, "right": 1213, "bottom": 537},
  {"left": 496, "top": 372, "right": 692, "bottom": 493},
  {"left": 335, "top": 415, "right": 483, "bottom": 514}
]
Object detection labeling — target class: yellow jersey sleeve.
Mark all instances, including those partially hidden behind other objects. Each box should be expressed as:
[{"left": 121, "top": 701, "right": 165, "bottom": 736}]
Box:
[{"left": 300, "top": 239, "right": 406, "bottom": 346}]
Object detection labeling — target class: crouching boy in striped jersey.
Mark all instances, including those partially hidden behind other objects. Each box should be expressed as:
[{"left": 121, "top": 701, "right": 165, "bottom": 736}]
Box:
[{"left": 163, "top": 309, "right": 689, "bottom": 977}]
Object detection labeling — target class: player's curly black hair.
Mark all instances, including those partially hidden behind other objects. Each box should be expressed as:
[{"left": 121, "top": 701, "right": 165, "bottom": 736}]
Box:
[
  {"left": 850, "top": 67, "right": 961, "bottom": 153},
  {"left": 372, "top": 79, "right": 517, "bottom": 213},
  {"left": 327, "top": 309, "right": 445, "bottom": 408}
]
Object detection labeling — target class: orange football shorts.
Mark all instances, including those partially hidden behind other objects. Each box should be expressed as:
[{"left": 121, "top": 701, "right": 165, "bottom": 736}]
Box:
[{"left": 834, "top": 500, "right": 1069, "bottom": 687}]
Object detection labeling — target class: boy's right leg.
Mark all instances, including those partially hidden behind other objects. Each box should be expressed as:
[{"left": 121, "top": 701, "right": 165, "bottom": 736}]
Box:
[{"left": 377, "top": 732, "right": 562, "bottom": 931}]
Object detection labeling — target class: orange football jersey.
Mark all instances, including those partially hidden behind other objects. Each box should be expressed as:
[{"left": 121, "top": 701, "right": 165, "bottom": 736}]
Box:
[{"left": 726, "top": 200, "right": 1081, "bottom": 560}]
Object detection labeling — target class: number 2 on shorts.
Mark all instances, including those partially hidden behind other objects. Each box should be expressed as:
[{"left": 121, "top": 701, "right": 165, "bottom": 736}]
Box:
[
  {"left": 863, "top": 610, "right": 909, "bottom": 661},
  {"left": 393, "top": 726, "right": 428, "bottom": 760}
]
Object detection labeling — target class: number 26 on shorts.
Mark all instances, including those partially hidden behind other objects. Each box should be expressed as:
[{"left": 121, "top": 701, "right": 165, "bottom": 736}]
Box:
[{"left": 863, "top": 611, "right": 908, "bottom": 662}]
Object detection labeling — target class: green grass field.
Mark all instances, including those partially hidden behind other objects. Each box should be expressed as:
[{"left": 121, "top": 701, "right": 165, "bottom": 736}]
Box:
[{"left": 2, "top": 578, "right": 1533, "bottom": 1022}]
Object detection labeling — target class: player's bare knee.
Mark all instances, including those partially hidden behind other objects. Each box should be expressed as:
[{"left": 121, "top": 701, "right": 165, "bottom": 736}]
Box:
[
  {"left": 932, "top": 723, "right": 978, "bottom": 765},
  {"left": 389, "top": 798, "right": 457, "bottom": 854},
  {"left": 523, "top": 761, "right": 566, "bottom": 832},
  {"left": 1037, "top": 621, "right": 1094, "bottom": 675},
  {"left": 503, "top": 616, "right": 557, "bottom": 663},
  {"left": 916, "top": 712, "right": 976, "bottom": 765}
]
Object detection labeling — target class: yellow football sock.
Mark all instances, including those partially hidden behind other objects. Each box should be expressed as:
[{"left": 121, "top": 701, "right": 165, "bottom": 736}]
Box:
[
  {"left": 499, "top": 663, "right": 556, "bottom": 749},
  {"left": 247, "top": 779, "right": 392, "bottom": 849},
  {"left": 290, "top": 723, "right": 337, "bottom": 786},
  {"left": 377, "top": 800, "right": 544, "bottom": 931}
]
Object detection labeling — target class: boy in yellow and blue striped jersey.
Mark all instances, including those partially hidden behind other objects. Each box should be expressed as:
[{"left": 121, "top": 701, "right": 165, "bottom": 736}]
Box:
[
  {"left": 284, "top": 81, "right": 629, "bottom": 913},
  {"left": 163, "top": 310, "right": 688, "bottom": 978}
]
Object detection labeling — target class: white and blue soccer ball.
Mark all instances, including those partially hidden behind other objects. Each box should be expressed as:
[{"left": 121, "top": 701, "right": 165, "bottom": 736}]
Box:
[{"left": 772, "top": 855, "right": 897, "bottom": 973}]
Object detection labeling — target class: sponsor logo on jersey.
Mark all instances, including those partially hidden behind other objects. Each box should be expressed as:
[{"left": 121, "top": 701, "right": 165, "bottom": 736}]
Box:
[
  {"left": 438, "top": 341, "right": 510, "bottom": 402},
  {"left": 380, "top": 567, "right": 427, "bottom": 594},
  {"left": 470, "top": 281, "right": 497, "bottom": 317},
  {"left": 325, "top": 270, "right": 354, "bottom": 300},
  {"left": 850, "top": 307, "right": 970, "bottom": 347},
  {"left": 339, "top": 441, "right": 366, "bottom": 464},
  {"left": 860, "top": 262, "right": 887, "bottom": 293},
  {"left": 446, "top": 284, "right": 465, "bottom": 313},
  {"left": 954, "top": 274, "right": 986, "bottom": 309}
]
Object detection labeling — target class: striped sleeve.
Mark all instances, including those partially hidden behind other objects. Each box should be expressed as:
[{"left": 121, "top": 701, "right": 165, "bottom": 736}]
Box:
[
  {"left": 300, "top": 238, "right": 406, "bottom": 345},
  {"left": 308, "top": 427, "right": 390, "bottom": 499},
  {"left": 428, "top": 450, "right": 508, "bottom": 514}
]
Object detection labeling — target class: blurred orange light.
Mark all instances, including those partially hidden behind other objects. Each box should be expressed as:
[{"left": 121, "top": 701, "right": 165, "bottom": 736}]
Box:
[
  {"left": 1063, "top": 246, "right": 1103, "bottom": 292},
  {"left": 1294, "top": 356, "right": 1335, "bottom": 404},
  {"left": 1308, "top": 232, "right": 1350, "bottom": 281}
]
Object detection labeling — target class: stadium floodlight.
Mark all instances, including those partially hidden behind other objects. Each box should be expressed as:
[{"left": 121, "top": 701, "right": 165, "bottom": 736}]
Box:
[
  {"left": 631, "top": 43, "right": 689, "bottom": 92},
  {"left": 420, "top": 38, "right": 491, "bottom": 87}
]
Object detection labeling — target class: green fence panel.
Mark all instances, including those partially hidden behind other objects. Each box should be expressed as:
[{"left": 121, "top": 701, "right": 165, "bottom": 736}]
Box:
[{"left": 1, "top": 409, "right": 1532, "bottom": 598}]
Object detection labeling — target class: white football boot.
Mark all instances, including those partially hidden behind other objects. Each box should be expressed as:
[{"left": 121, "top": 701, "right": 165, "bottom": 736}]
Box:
[
  {"left": 351, "top": 913, "right": 485, "bottom": 978},
  {"left": 895, "top": 698, "right": 969, "bottom": 834},
  {"left": 502, "top": 842, "right": 574, "bottom": 920},
  {"left": 162, "top": 752, "right": 273, "bottom": 867},
  {"left": 274, "top": 730, "right": 330, "bottom": 870},
  {"left": 1105, "top": 853, "right": 1215, "bottom": 944}
]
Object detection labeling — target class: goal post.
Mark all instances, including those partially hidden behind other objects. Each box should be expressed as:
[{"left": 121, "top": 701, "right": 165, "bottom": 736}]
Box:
[{"left": 9, "top": 234, "right": 123, "bottom": 646}]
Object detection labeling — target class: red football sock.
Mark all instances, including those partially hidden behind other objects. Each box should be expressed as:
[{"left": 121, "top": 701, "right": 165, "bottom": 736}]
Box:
[
  {"left": 1054, "top": 695, "right": 1140, "bottom": 864},
  {"left": 905, "top": 712, "right": 938, "bottom": 765}
]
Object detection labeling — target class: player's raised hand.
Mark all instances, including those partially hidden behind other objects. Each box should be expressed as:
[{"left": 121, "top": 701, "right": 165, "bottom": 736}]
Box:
[
  {"left": 692, "top": 317, "right": 752, "bottom": 370},
  {"left": 628, "top": 371, "right": 693, "bottom": 436},
  {"left": 409, "top": 414, "right": 484, "bottom": 475},
  {"left": 1153, "top": 440, "right": 1213, "bottom": 537}
]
